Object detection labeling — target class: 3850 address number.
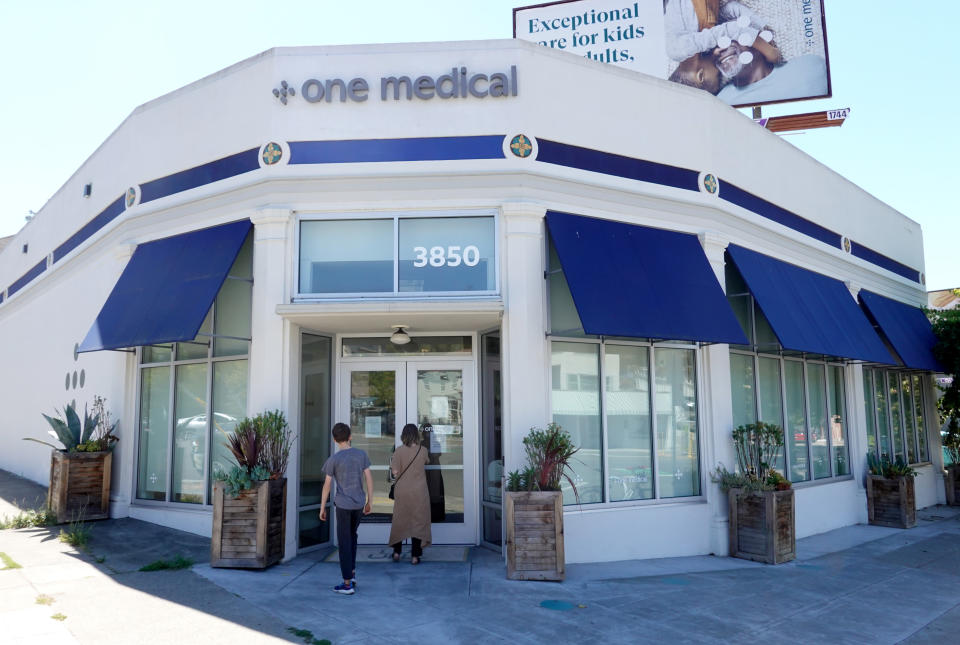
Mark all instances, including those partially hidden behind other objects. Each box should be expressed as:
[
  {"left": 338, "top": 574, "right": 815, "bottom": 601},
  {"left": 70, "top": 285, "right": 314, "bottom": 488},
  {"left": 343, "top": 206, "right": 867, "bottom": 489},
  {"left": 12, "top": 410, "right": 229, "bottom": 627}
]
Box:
[{"left": 412, "top": 245, "right": 481, "bottom": 268}]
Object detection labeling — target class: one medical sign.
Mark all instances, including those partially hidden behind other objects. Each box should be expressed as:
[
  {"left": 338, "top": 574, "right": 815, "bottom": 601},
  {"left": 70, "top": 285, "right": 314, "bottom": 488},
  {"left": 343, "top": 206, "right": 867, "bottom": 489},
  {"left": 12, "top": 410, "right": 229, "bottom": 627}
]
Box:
[{"left": 514, "top": 0, "right": 831, "bottom": 108}]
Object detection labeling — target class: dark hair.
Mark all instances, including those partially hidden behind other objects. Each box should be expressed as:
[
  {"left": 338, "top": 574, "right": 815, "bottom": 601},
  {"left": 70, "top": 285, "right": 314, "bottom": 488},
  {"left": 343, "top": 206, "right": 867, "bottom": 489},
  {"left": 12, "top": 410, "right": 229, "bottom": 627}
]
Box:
[
  {"left": 332, "top": 422, "right": 351, "bottom": 443},
  {"left": 401, "top": 423, "right": 420, "bottom": 447}
]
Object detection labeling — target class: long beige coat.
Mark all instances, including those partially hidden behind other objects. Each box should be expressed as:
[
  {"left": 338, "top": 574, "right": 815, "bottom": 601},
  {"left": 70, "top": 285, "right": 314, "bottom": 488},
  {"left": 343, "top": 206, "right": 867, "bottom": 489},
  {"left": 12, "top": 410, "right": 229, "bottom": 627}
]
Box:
[{"left": 388, "top": 444, "right": 432, "bottom": 547}]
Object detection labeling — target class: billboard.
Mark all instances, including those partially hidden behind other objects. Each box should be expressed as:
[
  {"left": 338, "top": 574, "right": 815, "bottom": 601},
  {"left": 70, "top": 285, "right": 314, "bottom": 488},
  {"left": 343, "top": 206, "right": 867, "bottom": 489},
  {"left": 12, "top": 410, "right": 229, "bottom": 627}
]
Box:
[{"left": 514, "top": 0, "right": 831, "bottom": 108}]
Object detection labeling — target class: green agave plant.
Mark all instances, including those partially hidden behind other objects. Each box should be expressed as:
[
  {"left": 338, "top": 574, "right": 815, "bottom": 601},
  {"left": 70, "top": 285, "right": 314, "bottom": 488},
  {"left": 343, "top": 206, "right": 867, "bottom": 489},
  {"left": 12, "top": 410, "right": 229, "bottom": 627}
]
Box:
[{"left": 24, "top": 401, "right": 99, "bottom": 452}]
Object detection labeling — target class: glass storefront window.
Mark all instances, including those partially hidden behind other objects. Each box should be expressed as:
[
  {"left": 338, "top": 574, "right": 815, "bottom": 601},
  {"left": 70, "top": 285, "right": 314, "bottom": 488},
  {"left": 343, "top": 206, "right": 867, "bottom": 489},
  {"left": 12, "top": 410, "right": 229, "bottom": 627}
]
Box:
[
  {"left": 172, "top": 364, "right": 208, "bottom": 504},
  {"left": 864, "top": 369, "right": 930, "bottom": 465},
  {"left": 605, "top": 345, "right": 653, "bottom": 501},
  {"left": 863, "top": 368, "right": 877, "bottom": 456},
  {"left": 730, "top": 351, "right": 847, "bottom": 484},
  {"left": 784, "top": 361, "right": 808, "bottom": 483},
  {"left": 209, "top": 360, "right": 247, "bottom": 498},
  {"left": 807, "top": 363, "right": 830, "bottom": 480},
  {"left": 299, "top": 213, "right": 497, "bottom": 296},
  {"left": 828, "top": 366, "right": 848, "bottom": 476},
  {"left": 902, "top": 375, "right": 917, "bottom": 464},
  {"left": 730, "top": 353, "right": 756, "bottom": 430},
  {"left": 889, "top": 375, "right": 904, "bottom": 462},
  {"left": 758, "top": 357, "right": 785, "bottom": 474},
  {"left": 656, "top": 348, "right": 699, "bottom": 499},
  {"left": 398, "top": 217, "right": 495, "bottom": 292},
  {"left": 342, "top": 336, "right": 471, "bottom": 357},
  {"left": 550, "top": 342, "right": 602, "bottom": 505},
  {"left": 913, "top": 375, "right": 928, "bottom": 462},
  {"left": 137, "top": 366, "right": 170, "bottom": 501},
  {"left": 299, "top": 219, "right": 394, "bottom": 294}
]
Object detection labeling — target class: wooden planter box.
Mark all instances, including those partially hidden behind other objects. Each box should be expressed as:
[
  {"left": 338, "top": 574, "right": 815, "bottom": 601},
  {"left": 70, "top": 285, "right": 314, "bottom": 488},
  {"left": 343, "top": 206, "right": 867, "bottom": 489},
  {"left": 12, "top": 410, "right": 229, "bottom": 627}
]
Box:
[
  {"left": 49, "top": 450, "right": 112, "bottom": 523},
  {"left": 728, "top": 488, "right": 795, "bottom": 564},
  {"left": 211, "top": 479, "right": 286, "bottom": 569},
  {"left": 867, "top": 474, "right": 916, "bottom": 528},
  {"left": 505, "top": 491, "right": 564, "bottom": 581},
  {"left": 946, "top": 465, "right": 960, "bottom": 506}
]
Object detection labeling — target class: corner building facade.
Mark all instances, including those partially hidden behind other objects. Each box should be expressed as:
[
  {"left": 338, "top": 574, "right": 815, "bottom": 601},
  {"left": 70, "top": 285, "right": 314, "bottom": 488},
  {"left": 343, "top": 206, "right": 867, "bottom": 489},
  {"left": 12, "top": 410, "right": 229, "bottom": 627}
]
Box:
[{"left": 0, "top": 40, "right": 946, "bottom": 562}]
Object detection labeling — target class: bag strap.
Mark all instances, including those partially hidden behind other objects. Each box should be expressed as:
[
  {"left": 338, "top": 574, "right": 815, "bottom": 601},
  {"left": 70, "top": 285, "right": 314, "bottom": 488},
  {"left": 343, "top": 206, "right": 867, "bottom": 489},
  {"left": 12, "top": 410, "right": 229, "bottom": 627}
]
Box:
[{"left": 393, "top": 445, "right": 422, "bottom": 485}]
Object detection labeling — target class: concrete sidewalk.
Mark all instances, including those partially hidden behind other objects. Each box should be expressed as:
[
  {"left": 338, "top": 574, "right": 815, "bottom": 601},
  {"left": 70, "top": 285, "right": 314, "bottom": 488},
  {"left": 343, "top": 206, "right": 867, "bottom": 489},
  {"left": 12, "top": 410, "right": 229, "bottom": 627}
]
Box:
[{"left": 3, "top": 468, "right": 960, "bottom": 644}]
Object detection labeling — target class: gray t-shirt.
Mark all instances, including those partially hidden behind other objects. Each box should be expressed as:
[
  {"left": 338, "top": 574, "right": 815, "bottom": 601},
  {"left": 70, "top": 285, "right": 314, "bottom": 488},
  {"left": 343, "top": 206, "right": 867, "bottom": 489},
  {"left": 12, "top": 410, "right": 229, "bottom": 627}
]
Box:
[{"left": 322, "top": 447, "right": 371, "bottom": 510}]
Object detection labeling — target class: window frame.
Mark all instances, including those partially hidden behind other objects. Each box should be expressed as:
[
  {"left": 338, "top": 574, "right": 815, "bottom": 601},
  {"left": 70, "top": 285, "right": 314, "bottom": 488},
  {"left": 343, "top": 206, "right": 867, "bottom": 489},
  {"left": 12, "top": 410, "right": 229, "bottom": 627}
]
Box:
[
  {"left": 549, "top": 335, "right": 706, "bottom": 508},
  {"left": 295, "top": 209, "right": 500, "bottom": 300},
  {"left": 730, "top": 348, "right": 851, "bottom": 485},
  {"left": 862, "top": 367, "right": 930, "bottom": 466}
]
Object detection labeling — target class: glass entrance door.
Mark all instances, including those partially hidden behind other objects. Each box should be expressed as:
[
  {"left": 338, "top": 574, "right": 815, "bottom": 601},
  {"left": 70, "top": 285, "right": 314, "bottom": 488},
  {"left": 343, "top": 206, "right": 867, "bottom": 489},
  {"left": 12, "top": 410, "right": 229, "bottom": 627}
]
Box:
[{"left": 339, "top": 359, "right": 476, "bottom": 545}]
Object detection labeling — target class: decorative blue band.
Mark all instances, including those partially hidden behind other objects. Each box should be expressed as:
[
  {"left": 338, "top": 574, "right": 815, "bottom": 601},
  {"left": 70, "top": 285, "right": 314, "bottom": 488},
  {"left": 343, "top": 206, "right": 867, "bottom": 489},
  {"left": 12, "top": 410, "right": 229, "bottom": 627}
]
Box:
[
  {"left": 850, "top": 242, "right": 920, "bottom": 283},
  {"left": 719, "top": 182, "right": 840, "bottom": 248},
  {"left": 536, "top": 139, "right": 699, "bottom": 192},
  {"left": 140, "top": 149, "right": 260, "bottom": 204},
  {"left": 54, "top": 196, "right": 126, "bottom": 263},
  {"left": 288, "top": 136, "right": 506, "bottom": 164},
  {"left": 8, "top": 259, "right": 47, "bottom": 297},
  {"left": 4, "top": 135, "right": 922, "bottom": 302}
]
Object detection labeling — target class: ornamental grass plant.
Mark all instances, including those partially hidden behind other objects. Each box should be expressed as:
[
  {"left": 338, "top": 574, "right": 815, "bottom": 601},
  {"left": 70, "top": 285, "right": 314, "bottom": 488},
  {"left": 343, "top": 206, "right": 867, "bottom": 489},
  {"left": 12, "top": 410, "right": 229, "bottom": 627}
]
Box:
[{"left": 215, "top": 410, "right": 293, "bottom": 496}]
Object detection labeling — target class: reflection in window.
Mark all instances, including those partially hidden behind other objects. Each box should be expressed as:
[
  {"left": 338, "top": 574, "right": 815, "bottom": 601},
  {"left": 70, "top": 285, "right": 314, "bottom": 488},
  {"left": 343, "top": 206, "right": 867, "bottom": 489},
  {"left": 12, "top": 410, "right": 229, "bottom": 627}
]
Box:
[
  {"left": 605, "top": 345, "right": 653, "bottom": 501},
  {"left": 784, "top": 361, "right": 808, "bottom": 482},
  {"left": 299, "top": 219, "right": 393, "bottom": 294},
  {"left": 137, "top": 367, "right": 170, "bottom": 501},
  {"left": 550, "top": 342, "right": 602, "bottom": 505},
  {"left": 863, "top": 368, "right": 930, "bottom": 465},
  {"left": 398, "top": 217, "right": 495, "bottom": 292},
  {"left": 730, "top": 352, "right": 847, "bottom": 483},
  {"left": 550, "top": 341, "right": 701, "bottom": 505},
  {"left": 656, "top": 348, "right": 699, "bottom": 499}
]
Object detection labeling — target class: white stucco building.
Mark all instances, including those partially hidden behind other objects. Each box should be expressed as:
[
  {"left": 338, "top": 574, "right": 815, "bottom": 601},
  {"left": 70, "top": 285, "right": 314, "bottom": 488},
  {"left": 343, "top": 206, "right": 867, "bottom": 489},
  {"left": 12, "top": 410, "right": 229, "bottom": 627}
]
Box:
[{"left": 0, "top": 40, "right": 945, "bottom": 563}]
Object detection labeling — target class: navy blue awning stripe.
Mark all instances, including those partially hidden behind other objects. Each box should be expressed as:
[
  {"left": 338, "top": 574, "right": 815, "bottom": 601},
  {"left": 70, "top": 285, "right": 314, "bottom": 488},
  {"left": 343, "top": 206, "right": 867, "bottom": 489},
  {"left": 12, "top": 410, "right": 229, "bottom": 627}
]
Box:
[
  {"left": 727, "top": 245, "right": 894, "bottom": 363},
  {"left": 536, "top": 139, "right": 699, "bottom": 192},
  {"left": 288, "top": 136, "right": 505, "bottom": 164},
  {"left": 719, "top": 182, "right": 840, "bottom": 248},
  {"left": 78, "top": 220, "right": 251, "bottom": 353},
  {"left": 53, "top": 195, "right": 126, "bottom": 263},
  {"left": 546, "top": 211, "right": 748, "bottom": 344},
  {"left": 8, "top": 259, "right": 47, "bottom": 297},
  {"left": 140, "top": 149, "right": 260, "bottom": 204},
  {"left": 858, "top": 291, "right": 942, "bottom": 372},
  {"left": 850, "top": 243, "right": 920, "bottom": 283}
]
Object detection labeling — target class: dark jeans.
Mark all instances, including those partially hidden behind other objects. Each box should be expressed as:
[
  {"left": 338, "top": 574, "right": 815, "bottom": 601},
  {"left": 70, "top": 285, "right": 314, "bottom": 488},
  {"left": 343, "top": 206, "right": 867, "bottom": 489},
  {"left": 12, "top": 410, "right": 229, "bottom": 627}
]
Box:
[
  {"left": 392, "top": 538, "right": 422, "bottom": 557},
  {"left": 335, "top": 506, "right": 362, "bottom": 581}
]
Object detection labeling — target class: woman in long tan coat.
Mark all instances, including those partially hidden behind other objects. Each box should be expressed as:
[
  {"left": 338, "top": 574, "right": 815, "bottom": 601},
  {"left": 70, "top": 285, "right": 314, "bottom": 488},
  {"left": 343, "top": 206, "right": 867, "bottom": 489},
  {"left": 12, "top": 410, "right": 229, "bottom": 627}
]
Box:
[{"left": 389, "top": 424, "right": 431, "bottom": 564}]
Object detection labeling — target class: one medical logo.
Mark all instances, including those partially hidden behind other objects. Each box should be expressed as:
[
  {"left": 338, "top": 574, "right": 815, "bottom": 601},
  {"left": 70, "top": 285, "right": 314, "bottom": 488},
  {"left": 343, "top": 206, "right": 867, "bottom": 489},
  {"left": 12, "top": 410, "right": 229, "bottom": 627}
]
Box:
[{"left": 272, "top": 81, "right": 295, "bottom": 105}]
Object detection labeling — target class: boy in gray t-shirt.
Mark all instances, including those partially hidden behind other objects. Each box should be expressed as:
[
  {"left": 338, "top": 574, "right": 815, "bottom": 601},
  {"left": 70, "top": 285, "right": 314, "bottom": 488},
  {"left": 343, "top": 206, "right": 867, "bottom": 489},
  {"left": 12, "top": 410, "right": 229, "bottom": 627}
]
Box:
[{"left": 319, "top": 422, "right": 372, "bottom": 595}]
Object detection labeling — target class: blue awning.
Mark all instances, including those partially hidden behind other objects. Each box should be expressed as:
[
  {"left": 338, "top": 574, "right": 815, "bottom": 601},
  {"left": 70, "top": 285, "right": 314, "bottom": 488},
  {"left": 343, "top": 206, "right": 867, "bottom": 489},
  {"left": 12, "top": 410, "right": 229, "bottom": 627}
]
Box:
[
  {"left": 545, "top": 211, "right": 748, "bottom": 344},
  {"left": 78, "top": 220, "right": 252, "bottom": 353},
  {"left": 726, "top": 244, "right": 894, "bottom": 363},
  {"left": 859, "top": 290, "right": 943, "bottom": 372}
]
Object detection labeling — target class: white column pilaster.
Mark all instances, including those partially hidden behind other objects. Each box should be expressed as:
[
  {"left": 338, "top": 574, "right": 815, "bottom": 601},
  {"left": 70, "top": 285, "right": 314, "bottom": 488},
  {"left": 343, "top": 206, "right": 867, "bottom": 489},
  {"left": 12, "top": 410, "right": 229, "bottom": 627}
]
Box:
[
  {"left": 699, "top": 230, "right": 735, "bottom": 556},
  {"left": 249, "top": 206, "right": 299, "bottom": 560},
  {"left": 499, "top": 202, "right": 549, "bottom": 476}
]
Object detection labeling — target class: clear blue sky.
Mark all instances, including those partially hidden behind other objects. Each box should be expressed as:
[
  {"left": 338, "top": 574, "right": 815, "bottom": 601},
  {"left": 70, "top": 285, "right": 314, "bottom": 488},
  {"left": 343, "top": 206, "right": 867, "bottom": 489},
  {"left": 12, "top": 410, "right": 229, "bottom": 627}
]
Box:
[{"left": 1, "top": 1, "right": 956, "bottom": 289}]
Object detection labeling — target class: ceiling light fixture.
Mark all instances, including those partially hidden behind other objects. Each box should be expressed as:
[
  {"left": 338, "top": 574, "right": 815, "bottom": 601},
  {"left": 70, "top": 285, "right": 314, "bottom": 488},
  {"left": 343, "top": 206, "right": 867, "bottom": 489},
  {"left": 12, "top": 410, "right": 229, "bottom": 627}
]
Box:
[{"left": 390, "top": 325, "right": 411, "bottom": 345}]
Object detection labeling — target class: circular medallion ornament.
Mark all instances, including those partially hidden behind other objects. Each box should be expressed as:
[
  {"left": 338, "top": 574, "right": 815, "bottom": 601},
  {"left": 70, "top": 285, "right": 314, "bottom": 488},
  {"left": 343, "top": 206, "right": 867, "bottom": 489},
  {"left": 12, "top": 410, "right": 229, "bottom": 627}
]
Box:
[
  {"left": 842, "top": 236, "right": 851, "bottom": 254},
  {"left": 703, "top": 174, "right": 718, "bottom": 194},
  {"left": 262, "top": 142, "right": 283, "bottom": 165},
  {"left": 509, "top": 134, "right": 533, "bottom": 158},
  {"left": 125, "top": 187, "right": 137, "bottom": 208}
]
